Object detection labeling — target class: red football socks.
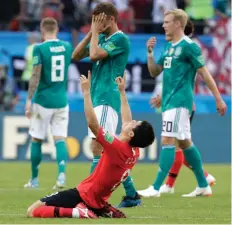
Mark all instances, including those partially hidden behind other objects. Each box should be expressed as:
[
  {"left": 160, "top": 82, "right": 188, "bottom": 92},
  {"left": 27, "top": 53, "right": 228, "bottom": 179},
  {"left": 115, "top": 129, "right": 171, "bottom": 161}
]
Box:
[
  {"left": 59, "top": 208, "right": 73, "bottom": 217},
  {"left": 32, "top": 206, "right": 73, "bottom": 218},
  {"left": 166, "top": 150, "right": 184, "bottom": 187},
  {"left": 33, "top": 206, "right": 56, "bottom": 218}
]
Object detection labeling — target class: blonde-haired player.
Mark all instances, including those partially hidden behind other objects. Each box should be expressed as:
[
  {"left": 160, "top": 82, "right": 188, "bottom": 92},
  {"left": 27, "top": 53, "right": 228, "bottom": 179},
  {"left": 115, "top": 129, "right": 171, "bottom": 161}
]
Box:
[
  {"left": 24, "top": 18, "right": 73, "bottom": 189},
  {"left": 138, "top": 9, "right": 226, "bottom": 197}
]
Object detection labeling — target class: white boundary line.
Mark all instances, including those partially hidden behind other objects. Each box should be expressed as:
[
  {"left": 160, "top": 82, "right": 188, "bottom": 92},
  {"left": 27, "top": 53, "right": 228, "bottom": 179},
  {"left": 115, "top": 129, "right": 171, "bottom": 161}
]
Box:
[
  {"left": 0, "top": 213, "right": 230, "bottom": 221},
  {"left": 0, "top": 188, "right": 46, "bottom": 191}
]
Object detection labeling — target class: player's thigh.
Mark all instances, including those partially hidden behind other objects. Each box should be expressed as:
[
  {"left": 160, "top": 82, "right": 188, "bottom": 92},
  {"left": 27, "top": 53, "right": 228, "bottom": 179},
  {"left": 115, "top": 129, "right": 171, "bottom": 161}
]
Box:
[
  {"left": 40, "top": 188, "right": 82, "bottom": 208},
  {"left": 162, "top": 108, "right": 191, "bottom": 143},
  {"left": 29, "top": 104, "right": 52, "bottom": 140},
  {"left": 88, "top": 105, "right": 118, "bottom": 138},
  {"left": 178, "top": 139, "right": 192, "bottom": 150},
  {"left": 51, "top": 105, "right": 69, "bottom": 138}
]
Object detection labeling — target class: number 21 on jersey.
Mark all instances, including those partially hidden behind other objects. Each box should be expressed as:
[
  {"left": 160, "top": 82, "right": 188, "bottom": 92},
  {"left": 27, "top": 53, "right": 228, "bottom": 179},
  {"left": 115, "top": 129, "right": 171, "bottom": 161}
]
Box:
[
  {"left": 164, "top": 57, "right": 172, "bottom": 68},
  {"left": 51, "top": 55, "right": 65, "bottom": 82}
]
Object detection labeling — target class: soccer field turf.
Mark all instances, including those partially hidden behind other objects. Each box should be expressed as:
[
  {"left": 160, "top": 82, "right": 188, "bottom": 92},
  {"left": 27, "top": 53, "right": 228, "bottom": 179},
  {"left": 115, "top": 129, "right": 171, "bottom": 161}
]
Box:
[{"left": 0, "top": 163, "right": 230, "bottom": 224}]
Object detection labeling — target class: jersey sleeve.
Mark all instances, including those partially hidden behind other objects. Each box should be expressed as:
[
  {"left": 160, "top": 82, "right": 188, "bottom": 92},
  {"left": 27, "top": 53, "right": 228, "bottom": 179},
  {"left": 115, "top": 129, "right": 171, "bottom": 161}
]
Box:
[
  {"left": 96, "top": 127, "right": 121, "bottom": 152},
  {"left": 187, "top": 43, "right": 205, "bottom": 70},
  {"left": 102, "top": 35, "right": 129, "bottom": 58},
  {"left": 32, "top": 44, "right": 42, "bottom": 66}
]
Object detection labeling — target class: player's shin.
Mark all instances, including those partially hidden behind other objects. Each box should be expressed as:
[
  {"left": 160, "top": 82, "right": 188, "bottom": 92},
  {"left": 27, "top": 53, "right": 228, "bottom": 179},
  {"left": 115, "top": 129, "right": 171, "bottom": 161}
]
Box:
[
  {"left": 153, "top": 145, "right": 176, "bottom": 190},
  {"left": 166, "top": 149, "right": 184, "bottom": 187},
  {"left": 122, "top": 175, "right": 137, "bottom": 198},
  {"left": 183, "top": 145, "right": 208, "bottom": 188},
  {"left": 55, "top": 140, "right": 67, "bottom": 178},
  {"left": 31, "top": 141, "right": 42, "bottom": 179},
  {"left": 32, "top": 205, "right": 98, "bottom": 219}
]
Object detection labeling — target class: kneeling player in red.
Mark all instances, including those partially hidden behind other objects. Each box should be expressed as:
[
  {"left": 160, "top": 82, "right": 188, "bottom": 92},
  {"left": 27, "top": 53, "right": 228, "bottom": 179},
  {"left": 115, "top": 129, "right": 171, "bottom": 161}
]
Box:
[{"left": 26, "top": 71, "right": 155, "bottom": 219}]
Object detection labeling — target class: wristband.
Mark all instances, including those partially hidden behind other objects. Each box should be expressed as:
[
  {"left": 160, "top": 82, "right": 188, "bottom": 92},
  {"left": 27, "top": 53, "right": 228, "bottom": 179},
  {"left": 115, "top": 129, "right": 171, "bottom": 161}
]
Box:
[{"left": 147, "top": 51, "right": 154, "bottom": 57}]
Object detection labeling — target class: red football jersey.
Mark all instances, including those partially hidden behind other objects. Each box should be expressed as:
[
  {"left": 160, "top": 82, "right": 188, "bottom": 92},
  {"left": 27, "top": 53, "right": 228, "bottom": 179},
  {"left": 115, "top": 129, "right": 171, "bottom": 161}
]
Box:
[{"left": 77, "top": 127, "right": 140, "bottom": 209}]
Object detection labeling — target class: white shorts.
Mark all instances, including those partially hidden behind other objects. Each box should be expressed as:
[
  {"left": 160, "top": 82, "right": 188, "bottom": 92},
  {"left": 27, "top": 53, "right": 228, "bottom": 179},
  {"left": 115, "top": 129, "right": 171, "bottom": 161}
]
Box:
[
  {"left": 29, "top": 103, "right": 69, "bottom": 140},
  {"left": 88, "top": 105, "right": 118, "bottom": 138},
  {"left": 161, "top": 107, "right": 191, "bottom": 140}
]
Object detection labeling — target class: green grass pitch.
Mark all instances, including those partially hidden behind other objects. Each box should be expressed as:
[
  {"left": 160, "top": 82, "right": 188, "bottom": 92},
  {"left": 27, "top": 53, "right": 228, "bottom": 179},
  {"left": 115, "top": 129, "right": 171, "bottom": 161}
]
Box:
[{"left": 0, "top": 162, "right": 230, "bottom": 224}]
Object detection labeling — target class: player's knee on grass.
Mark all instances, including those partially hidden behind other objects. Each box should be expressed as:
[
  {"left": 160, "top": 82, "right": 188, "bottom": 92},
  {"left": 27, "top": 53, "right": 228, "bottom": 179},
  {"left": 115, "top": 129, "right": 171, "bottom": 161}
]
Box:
[
  {"left": 178, "top": 139, "right": 192, "bottom": 150},
  {"left": 161, "top": 136, "right": 176, "bottom": 146},
  {"left": 91, "top": 139, "right": 103, "bottom": 156},
  {"left": 27, "top": 200, "right": 45, "bottom": 217},
  {"left": 32, "top": 137, "right": 43, "bottom": 143}
]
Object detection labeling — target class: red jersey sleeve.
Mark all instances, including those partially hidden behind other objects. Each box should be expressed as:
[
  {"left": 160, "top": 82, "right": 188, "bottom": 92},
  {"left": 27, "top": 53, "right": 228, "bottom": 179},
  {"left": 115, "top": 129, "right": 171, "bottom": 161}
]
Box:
[{"left": 96, "top": 127, "right": 121, "bottom": 152}]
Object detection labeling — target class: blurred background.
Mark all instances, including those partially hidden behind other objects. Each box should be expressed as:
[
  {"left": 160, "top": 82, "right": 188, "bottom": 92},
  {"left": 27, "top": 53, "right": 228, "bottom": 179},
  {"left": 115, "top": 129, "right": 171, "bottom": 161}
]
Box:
[{"left": 0, "top": 0, "right": 230, "bottom": 163}]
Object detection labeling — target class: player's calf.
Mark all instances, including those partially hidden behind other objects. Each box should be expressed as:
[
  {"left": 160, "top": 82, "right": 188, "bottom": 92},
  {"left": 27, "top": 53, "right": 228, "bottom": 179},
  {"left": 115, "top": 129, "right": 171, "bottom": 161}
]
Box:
[{"left": 27, "top": 201, "right": 98, "bottom": 219}]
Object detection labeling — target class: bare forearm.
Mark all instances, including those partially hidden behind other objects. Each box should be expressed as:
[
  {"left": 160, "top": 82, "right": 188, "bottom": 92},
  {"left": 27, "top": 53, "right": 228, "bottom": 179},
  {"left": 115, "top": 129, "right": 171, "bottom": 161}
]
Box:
[
  {"left": 83, "top": 92, "right": 99, "bottom": 131},
  {"left": 72, "top": 32, "right": 91, "bottom": 61},
  {"left": 27, "top": 65, "right": 41, "bottom": 100},
  {"left": 90, "top": 31, "right": 100, "bottom": 61},
  {"left": 203, "top": 74, "right": 222, "bottom": 101},
  {"left": 120, "top": 91, "right": 132, "bottom": 124},
  {"left": 199, "top": 67, "right": 222, "bottom": 101},
  {"left": 147, "top": 55, "right": 162, "bottom": 77}
]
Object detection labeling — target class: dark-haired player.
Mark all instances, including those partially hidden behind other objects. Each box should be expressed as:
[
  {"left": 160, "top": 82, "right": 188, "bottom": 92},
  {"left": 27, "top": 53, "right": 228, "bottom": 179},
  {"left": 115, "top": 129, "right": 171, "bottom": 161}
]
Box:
[
  {"left": 138, "top": 9, "right": 226, "bottom": 198},
  {"left": 26, "top": 71, "right": 155, "bottom": 219}
]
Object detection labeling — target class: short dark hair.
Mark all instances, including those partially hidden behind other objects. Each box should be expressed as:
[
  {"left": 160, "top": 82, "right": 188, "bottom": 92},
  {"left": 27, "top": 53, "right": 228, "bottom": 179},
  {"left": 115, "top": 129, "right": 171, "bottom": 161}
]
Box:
[
  {"left": 92, "top": 2, "right": 118, "bottom": 21},
  {"left": 41, "top": 17, "right": 58, "bottom": 33},
  {"left": 184, "top": 19, "right": 194, "bottom": 37},
  {"left": 129, "top": 121, "right": 155, "bottom": 148}
]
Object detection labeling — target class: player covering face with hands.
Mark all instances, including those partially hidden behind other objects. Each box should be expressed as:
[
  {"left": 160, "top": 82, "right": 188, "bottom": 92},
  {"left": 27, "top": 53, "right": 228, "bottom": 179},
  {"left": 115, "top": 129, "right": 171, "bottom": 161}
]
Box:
[{"left": 26, "top": 71, "right": 155, "bottom": 219}]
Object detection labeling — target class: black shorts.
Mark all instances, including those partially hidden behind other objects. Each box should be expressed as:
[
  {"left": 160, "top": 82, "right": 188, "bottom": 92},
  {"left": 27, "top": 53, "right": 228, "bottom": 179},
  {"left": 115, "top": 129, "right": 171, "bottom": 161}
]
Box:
[
  {"left": 190, "top": 110, "right": 195, "bottom": 125},
  {"left": 40, "top": 188, "right": 83, "bottom": 208},
  {"left": 40, "top": 188, "right": 126, "bottom": 218}
]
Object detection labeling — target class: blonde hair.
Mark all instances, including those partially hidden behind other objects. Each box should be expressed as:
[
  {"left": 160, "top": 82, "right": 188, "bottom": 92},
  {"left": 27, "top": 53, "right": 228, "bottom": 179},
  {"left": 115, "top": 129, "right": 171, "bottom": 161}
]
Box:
[
  {"left": 164, "top": 9, "right": 188, "bottom": 29},
  {"left": 41, "top": 17, "right": 58, "bottom": 33}
]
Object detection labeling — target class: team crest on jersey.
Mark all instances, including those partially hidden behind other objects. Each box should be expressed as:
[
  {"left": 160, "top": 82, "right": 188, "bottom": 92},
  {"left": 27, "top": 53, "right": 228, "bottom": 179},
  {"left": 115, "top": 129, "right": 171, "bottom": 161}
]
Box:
[
  {"left": 104, "top": 131, "right": 114, "bottom": 143},
  {"left": 169, "top": 48, "right": 174, "bottom": 56},
  {"left": 174, "top": 46, "right": 182, "bottom": 56},
  {"left": 104, "top": 42, "right": 116, "bottom": 52}
]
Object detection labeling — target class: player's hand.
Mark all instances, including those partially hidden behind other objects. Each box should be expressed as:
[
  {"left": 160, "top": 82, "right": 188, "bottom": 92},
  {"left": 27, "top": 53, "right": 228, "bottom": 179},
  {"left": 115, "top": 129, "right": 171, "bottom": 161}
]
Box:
[
  {"left": 91, "top": 13, "right": 110, "bottom": 34},
  {"left": 216, "top": 99, "right": 227, "bottom": 116},
  {"left": 25, "top": 100, "right": 32, "bottom": 119},
  {"left": 150, "top": 95, "right": 161, "bottom": 108},
  {"left": 116, "top": 71, "right": 126, "bottom": 92},
  {"left": 146, "top": 37, "right": 156, "bottom": 53},
  {"left": 80, "top": 70, "right": 91, "bottom": 94}
]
